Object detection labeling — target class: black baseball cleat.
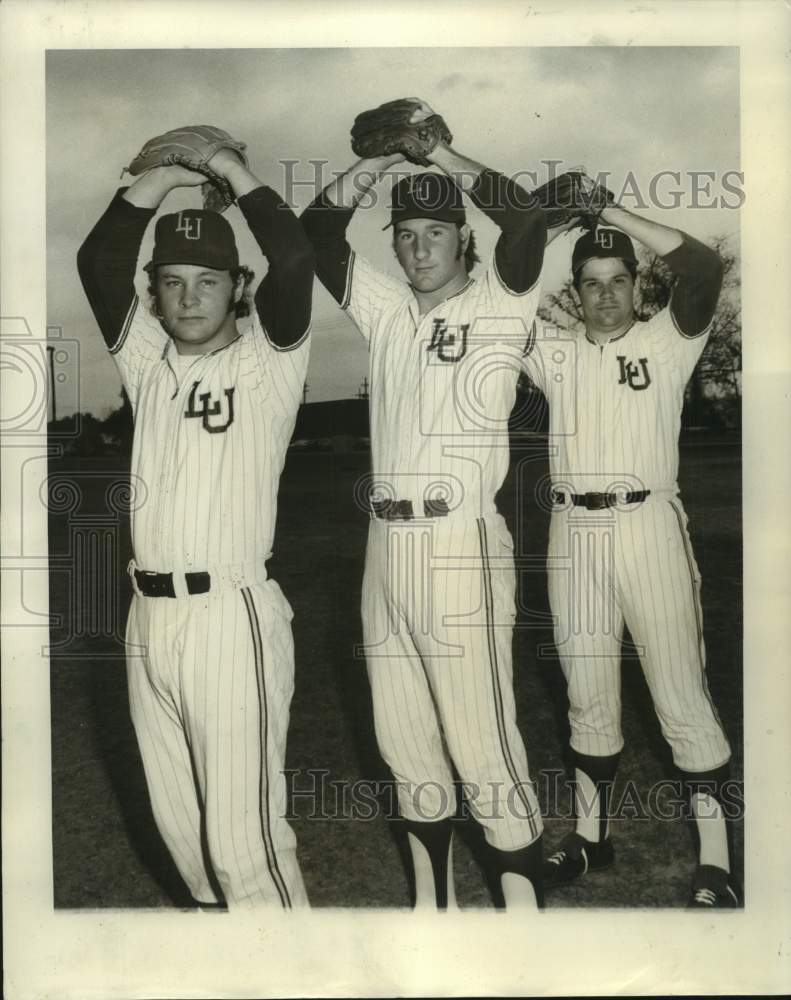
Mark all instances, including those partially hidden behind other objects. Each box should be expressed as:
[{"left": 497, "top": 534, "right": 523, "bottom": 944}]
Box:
[
  {"left": 543, "top": 832, "right": 615, "bottom": 888},
  {"left": 688, "top": 864, "right": 741, "bottom": 908}
]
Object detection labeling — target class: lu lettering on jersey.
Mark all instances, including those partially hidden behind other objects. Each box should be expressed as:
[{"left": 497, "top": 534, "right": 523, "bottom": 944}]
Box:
[
  {"left": 343, "top": 252, "right": 541, "bottom": 516},
  {"left": 522, "top": 306, "right": 709, "bottom": 495},
  {"left": 110, "top": 299, "right": 308, "bottom": 572}
]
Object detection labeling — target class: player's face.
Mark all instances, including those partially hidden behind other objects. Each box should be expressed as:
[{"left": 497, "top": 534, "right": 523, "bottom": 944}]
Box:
[
  {"left": 393, "top": 219, "right": 470, "bottom": 299},
  {"left": 155, "top": 264, "right": 242, "bottom": 354},
  {"left": 577, "top": 258, "right": 635, "bottom": 338}
]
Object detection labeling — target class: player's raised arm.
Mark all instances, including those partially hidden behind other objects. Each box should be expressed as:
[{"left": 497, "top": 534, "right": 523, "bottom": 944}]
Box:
[
  {"left": 300, "top": 152, "right": 404, "bottom": 304},
  {"left": 596, "top": 193, "right": 724, "bottom": 337},
  {"left": 401, "top": 99, "right": 546, "bottom": 294},
  {"left": 82, "top": 127, "right": 314, "bottom": 911},
  {"left": 78, "top": 125, "right": 248, "bottom": 350},
  {"left": 208, "top": 149, "right": 316, "bottom": 350},
  {"left": 77, "top": 165, "right": 205, "bottom": 349}
]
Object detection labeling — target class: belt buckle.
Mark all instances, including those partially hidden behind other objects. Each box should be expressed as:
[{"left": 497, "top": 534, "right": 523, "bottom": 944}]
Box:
[
  {"left": 392, "top": 500, "right": 414, "bottom": 521},
  {"left": 372, "top": 499, "right": 393, "bottom": 520},
  {"left": 136, "top": 570, "right": 175, "bottom": 598},
  {"left": 584, "top": 492, "right": 611, "bottom": 511},
  {"left": 423, "top": 497, "right": 449, "bottom": 518},
  {"left": 134, "top": 568, "right": 154, "bottom": 591},
  {"left": 372, "top": 498, "right": 416, "bottom": 521}
]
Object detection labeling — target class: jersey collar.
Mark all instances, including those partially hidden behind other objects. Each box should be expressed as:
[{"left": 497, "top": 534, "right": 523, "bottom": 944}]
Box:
[
  {"left": 409, "top": 277, "right": 474, "bottom": 323},
  {"left": 161, "top": 331, "right": 243, "bottom": 361},
  {"left": 584, "top": 317, "right": 639, "bottom": 347}
]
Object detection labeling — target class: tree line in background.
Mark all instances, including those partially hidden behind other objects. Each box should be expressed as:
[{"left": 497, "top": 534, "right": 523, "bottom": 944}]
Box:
[{"left": 49, "top": 236, "right": 741, "bottom": 457}]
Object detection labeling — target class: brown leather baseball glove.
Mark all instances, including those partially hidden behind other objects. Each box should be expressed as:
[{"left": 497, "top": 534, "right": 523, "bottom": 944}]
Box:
[
  {"left": 351, "top": 99, "right": 453, "bottom": 166},
  {"left": 532, "top": 170, "right": 614, "bottom": 230},
  {"left": 125, "top": 125, "right": 248, "bottom": 213}
]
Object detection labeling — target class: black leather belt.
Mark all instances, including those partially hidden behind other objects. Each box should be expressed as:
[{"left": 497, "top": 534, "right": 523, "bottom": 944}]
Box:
[
  {"left": 553, "top": 490, "right": 650, "bottom": 510},
  {"left": 372, "top": 498, "right": 450, "bottom": 520},
  {"left": 134, "top": 568, "right": 211, "bottom": 598}
]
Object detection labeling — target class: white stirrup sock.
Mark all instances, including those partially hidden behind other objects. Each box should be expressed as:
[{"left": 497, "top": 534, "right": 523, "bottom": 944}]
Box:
[
  {"left": 575, "top": 768, "right": 609, "bottom": 842},
  {"left": 407, "top": 827, "right": 457, "bottom": 909},
  {"left": 690, "top": 792, "right": 730, "bottom": 871}
]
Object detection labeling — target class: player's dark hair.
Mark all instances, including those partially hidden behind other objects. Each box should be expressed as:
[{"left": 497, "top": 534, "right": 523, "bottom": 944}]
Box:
[
  {"left": 457, "top": 225, "right": 481, "bottom": 272},
  {"left": 572, "top": 258, "right": 637, "bottom": 292},
  {"left": 147, "top": 265, "right": 255, "bottom": 320},
  {"left": 229, "top": 266, "right": 255, "bottom": 318}
]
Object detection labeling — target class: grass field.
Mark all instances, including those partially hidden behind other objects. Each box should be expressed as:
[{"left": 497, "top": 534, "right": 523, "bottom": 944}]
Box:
[{"left": 49, "top": 433, "right": 743, "bottom": 909}]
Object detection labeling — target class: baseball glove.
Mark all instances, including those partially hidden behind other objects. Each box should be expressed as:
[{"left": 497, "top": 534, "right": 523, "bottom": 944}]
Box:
[
  {"left": 351, "top": 99, "right": 453, "bottom": 166},
  {"left": 125, "top": 125, "right": 248, "bottom": 213},
  {"left": 532, "top": 171, "right": 614, "bottom": 230}
]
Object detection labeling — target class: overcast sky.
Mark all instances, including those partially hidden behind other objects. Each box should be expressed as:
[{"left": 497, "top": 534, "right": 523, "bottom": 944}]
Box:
[{"left": 47, "top": 46, "right": 740, "bottom": 417}]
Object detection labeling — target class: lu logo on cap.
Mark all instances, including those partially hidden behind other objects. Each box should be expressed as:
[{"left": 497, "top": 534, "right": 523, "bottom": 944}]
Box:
[
  {"left": 175, "top": 212, "right": 203, "bottom": 241},
  {"left": 145, "top": 209, "right": 240, "bottom": 272},
  {"left": 386, "top": 172, "right": 466, "bottom": 229},
  {"left": 572, "top": 227, "right": 637, "bottom": 274},
  {"left": 595, "top": 230, "right": 614, "bottom": 250}
]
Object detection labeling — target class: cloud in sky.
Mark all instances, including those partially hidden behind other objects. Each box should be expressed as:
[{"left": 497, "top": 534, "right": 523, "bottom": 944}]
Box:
[{"left": 48, "top": 46, "right": 740, "bottom": 416}]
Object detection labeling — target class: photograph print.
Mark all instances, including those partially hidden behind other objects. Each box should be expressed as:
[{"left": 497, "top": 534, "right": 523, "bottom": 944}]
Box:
[{"left": 42, "top": 44, "right": 745, "bottom": 918}]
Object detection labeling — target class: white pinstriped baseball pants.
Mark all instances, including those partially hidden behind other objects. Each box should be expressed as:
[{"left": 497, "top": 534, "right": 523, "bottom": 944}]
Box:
[
  {"left": 547, "top": 497, "right": 731, "bottom": 772},
  {"left": 125, "top": 579, "right": 307, "bottom": 907},
  {"left": 361, "top": 512, "right": 543, "bottom": 852}
]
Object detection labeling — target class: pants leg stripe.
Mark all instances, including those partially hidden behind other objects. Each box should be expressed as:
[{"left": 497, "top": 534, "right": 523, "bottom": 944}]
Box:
[
  {"left": 240, "top": 587, "right": 292, "bottom": 908},
  {"left": 476, "top": 518, "right": 539, "bottom": 841},
  {"left": 667, "top": 501, "right": 725, "bottom": 732}
]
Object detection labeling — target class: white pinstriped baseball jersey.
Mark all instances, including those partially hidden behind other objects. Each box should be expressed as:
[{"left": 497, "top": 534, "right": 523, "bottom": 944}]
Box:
[
  {"left": 110, "top": 298, "right": 309, "bottom": 572},
  {"left": 523, "top": 307, "right": 708, "bottom": 495},
  {"left": 79, "top": 184, "right": 314, "bottom": 909},
  {"left": 111, "top": 295, "right": 311, "bottom": 907},
  {"left": 343, "top": 252, "right": 541, "bottom": 514},
  {"left": 526, "top": 303, "right": 731, "bottom": 772},
  {"left": 343, "top": 249, "right": 545, "bottom": 851}
]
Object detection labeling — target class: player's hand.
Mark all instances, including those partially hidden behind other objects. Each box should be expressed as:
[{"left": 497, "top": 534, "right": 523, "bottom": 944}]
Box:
[
  {"left": 205, "top": 146, "right": 247, "bottom": 179},
  {"left": 378, "top": 151, "right": 406, "bottom": 167},
  {"left": 407, "top": 98, "right": 453, "bottom": 166},
  {"left": 353, "top": 151, "right": 406, "bottom": 172},
  {"left": 568, "top": 166, "right": 619, "bottom": 224},
  {"left": 141, "top": 163, "right": 210, "bottom": 188},
  {"left": 573, "top": 166, "right": 618, "bottom": 202},
  {"left": 406, "top": 98, "right": 438, "bottom": 124},
  {"left": 569, "top": 166, "right": 595, "bottom": 224}
]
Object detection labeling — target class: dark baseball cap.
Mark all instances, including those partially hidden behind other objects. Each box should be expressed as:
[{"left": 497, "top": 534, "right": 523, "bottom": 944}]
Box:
[
  {"left": 385, "top": 172, "right": 466, "bottom": 230},
  {"left": 144, "top": 209, "right": 239, "bottom": 273},
  {"left": 572, "top": 227, "right": 637, "bottom": 275}
]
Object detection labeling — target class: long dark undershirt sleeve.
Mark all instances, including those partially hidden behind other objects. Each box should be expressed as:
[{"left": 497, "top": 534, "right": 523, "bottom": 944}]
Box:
[
  {"left": 239, "top": 186, "right": 315, "bottom": 349},
  {"left": 468, "top": 169, "right": 547, "bottom": 293},
  {"left": 663, "top": 233, "right": 724, "bottom": 337},
  {"left": 77, "top": 189, "right": 154, "bottom": 349},
  {"left": 299, "top": 194, "right": 356, "bottom": 304}
]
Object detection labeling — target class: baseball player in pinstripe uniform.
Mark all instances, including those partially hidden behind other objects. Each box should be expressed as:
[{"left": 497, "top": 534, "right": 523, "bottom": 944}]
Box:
[
  {"left": 524, "top": 182, "right": 738, "bottom": 907},
  {"left": 78, "top": 135, "right": 313, "bottom": 908},
  {"left": 301, "top": 99, "right": 546, "bottom": 909}
]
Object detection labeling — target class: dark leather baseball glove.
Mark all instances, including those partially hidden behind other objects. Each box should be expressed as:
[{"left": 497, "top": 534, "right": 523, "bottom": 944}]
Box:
[
  {"left": 351, "top": 99, "right": 453, "bottom": 166},
  {"left": 532, "top": 170, "right": 614, "bottom": 230},
  {"left": 125, "top": 125, "right": 248, "bottom": 213}
]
